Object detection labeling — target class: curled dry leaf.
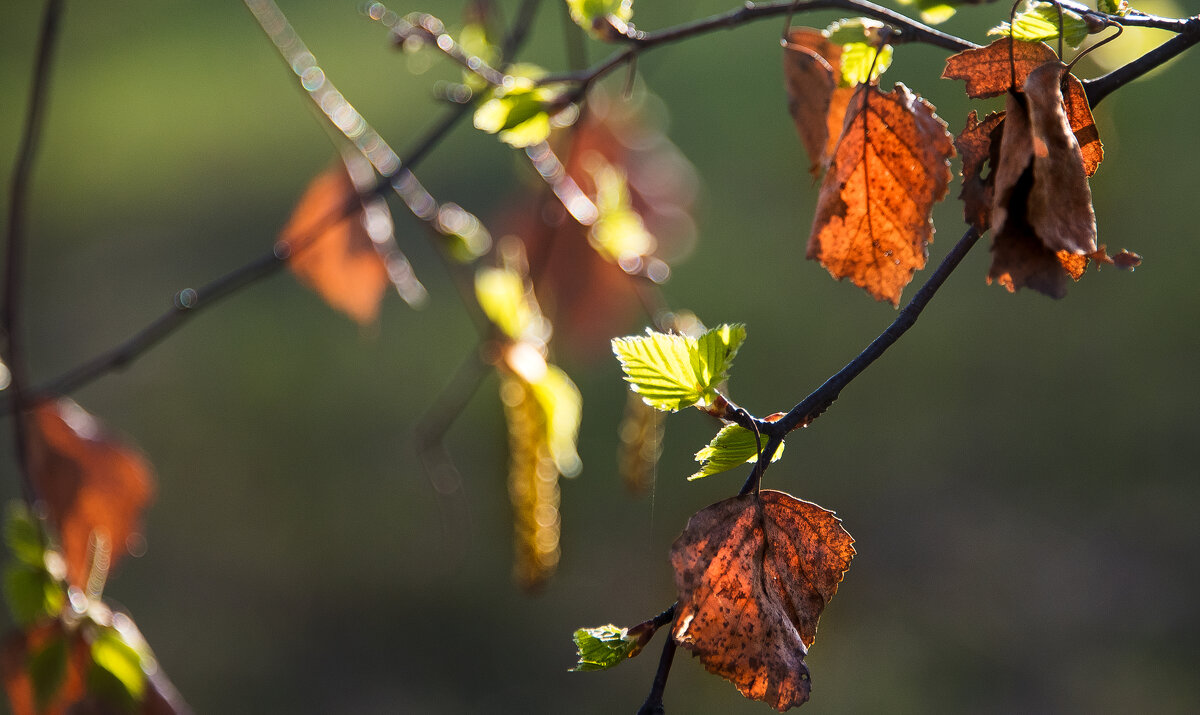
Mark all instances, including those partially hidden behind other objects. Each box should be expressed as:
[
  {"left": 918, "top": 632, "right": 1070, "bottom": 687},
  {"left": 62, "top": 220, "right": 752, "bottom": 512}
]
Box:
[
  {"left": 956, "top": 110, "right": 1005, "bottom": 232},
  {"left": 808, "top": 83, "right": 955, "bottom": 306},
  {"left": 782, "top": 28, "right": 854, "bottom": 177},
  {"left": 670, "top": 490, "right": 854, "bottom": 711},
  {"left": 280, "top": 164, "right": 390, "bottom": 325},
  {"left": 942, "top": 38, "right": 1102, "bottom": 176},
  {"left": 25, "top": 400, "right": 154, "bottom": 591},
  {"left": 989, "top": 61, "right": 1098, "bottom": 297}
]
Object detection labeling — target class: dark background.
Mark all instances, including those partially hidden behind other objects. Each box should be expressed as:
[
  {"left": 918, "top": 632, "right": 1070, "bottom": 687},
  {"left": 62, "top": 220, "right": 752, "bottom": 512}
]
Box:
[{"left": 2, "top": 1, "right": 1197, "bottom": 712}]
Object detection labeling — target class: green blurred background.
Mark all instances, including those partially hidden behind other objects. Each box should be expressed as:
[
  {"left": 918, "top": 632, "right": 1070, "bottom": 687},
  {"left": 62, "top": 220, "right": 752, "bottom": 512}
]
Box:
[{"left": 2, "top": 1, "right": 1197, "bottom": 712}]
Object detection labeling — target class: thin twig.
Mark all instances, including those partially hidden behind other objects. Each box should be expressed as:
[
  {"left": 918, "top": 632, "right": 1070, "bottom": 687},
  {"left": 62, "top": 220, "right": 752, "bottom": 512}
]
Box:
[
  {"left": 1084, "top": 18, "right": 1200, "bottom": 106},
  {"left": 636, "top": 628, "right": 678, "bottom": 715},
  {"left": 3, "top": 0, "right": 65, "bottom": 504}
]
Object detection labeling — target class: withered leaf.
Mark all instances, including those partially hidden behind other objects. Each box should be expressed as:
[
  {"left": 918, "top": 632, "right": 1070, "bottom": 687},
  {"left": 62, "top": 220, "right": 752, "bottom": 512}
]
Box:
[
  {"left": 943, "top": 38, "right": 1102, "bottom": 176},
  {"left": 782, "top": 28, "right": 854, "bottom": 176},
  {"left": 995, "top": 62, "right": 1097, "bottom": 255},
  {"left": 942, "top": 37, "right": 1058, "bottom": 99},
  {"left": 2, "top": 623, "right": 87, "bottom": 715},
  {"left": 280, "top": 164, "right": 390, "bottom": 325},
  {"left": 25, "top": 400, "right": 154, "bottom": 591},
  {"left": 956, "top": 110, "right": 1005, "bottom": 232},
  {"left": 670, "top": 490, "right": 854, "bottom": 711},
  {"left": 808, "top": 83, "right": 955, "bottom": 306}
]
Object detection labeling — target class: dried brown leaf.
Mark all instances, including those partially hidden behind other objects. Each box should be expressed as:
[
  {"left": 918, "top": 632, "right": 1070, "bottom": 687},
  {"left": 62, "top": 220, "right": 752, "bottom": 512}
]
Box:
[
  {"left": 942, "top": 38, "right": 1058, "bottom": 99},
  {"left": 1062, "top": 74, "right": 1103, "bottom": 177},
  {"left": 956, "top": 110, "right": 1005, "bottom": 232},
  {"left": 671, "top": 490, "right": 855, "bottom": 711},
  {"left": 782, "top": 28, "right": 854, "bottom": 177},
  {"left": 25, "top": 400, "right": 154, "bottom": 590},
  {"left": 281, "top": 165, "right": 390, "bottom": 325},
  {"left": 808, "top": 83, "right": 955, "bottom": 306},
  {"left": 1, "top": 624, "right": 87, "bottom": 715}
]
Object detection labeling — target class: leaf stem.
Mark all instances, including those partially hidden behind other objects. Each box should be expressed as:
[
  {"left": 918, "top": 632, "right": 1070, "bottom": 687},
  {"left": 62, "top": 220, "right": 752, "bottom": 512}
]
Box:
[
  {"left": 3, "top": 0, "right": 65, "bottom": 504},
  {"left": 636, "top": 626, "right": 678, "bottom": 715}
]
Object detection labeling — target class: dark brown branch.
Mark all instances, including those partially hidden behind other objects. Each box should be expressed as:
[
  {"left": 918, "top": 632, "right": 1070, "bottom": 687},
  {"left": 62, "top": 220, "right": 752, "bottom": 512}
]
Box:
[
  {"left": 1084, "top": 17, "right": 1200, "bottom": 106},
  {"left": 541, "top": 0, "right": 975, "bottom": 87},
  {"left": 636, "top": 623, "right": 678, "bottom": 715},
  {"left": 3, "top": 0, "right": 65, "bottom": 504}
]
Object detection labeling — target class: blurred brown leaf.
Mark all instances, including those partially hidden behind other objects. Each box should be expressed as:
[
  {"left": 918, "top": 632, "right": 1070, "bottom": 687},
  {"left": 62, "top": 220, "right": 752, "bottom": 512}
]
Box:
[
  {"left": 280, "top": 165, "right": 389, "bottom": 325},
  {"left": 670, "top": 490, "right": 854, "bottom": 711},
  {"left": 1, "top": 624, "right": 86, "bottom": 715},
  {"left": 808, "top": 83, "right": 955, "bottom": 306},
  {"left": 782, "top": 28, "right": 854, "bottom": 177},
  {"left": 25, "top": 400, "right": 154, "bottom": 591}
]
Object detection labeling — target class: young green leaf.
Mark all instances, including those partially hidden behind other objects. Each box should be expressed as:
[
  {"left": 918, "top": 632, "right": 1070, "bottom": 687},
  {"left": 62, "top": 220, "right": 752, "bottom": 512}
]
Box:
[
  {"left": 4, "top": 502, "right": 44, "bottom": 568},
  {"left": 566, "top": 0, "right": 634, "bottom": 40},
  {"left": 475, "top": 266, "right": 540, "bottom": 341},
  {"left": 989, "top": 2, "right": 1090, "bottom": 48},
  {"left": 691, "top": 424, "right": 785, "bottom": 481},
  {"left": 612, "top": 324, "right": 746, "bottom": 411},
  {"left": 894, "top": 0, "right": 959, "bottom": 24},
  {"left": 587, "top": 160, "right": 656, "bottom": 263},
  {"left": 3, "top": 565, "right": 64, "bottom": 626},
  {"left": 473, "top": 66, "right": 566, "bottom": 148},
  {"left": 88, "top": 626, "right": 146, "bottom": 707},
  {"left": 571, "top": 625, "right": 643, "bottom": 671},
  {"left": 839, "top": 43, "right": 894, "bottom": 87}
]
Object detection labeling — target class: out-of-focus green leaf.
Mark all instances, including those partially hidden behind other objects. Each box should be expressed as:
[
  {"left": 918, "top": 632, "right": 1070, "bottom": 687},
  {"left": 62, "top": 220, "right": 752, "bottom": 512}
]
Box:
[
  {"left": 571, "top": 624, "right": 642, "bottom": 671},
  {"left": 88, "top": 626, "right": 146, "bottom": 707},
  {"left": 894, "top": 0, "right": 959, "bottom": 24},
  {"left": 29, "top": 634, "right": 68, "bottom": 711},
  {"left": 612, "top": 324, "right": 746, "bottom": 411},
  {"left": 839, "top": 42, "right": 894, "bottom": 87},
  {"left": 1098, "top": 0, "right": 1131, "bottom": 15},
  {"left": 989, "top": 2, "right": 1090, "bottom": 48},
  {"left": 473, "top": 65, "right": 565, "bottom": 148},
  {"left": 5, "top": 501, "right": 44, "bottom": 567},
  {"left": 4, "top": 565, "right": 64, "bottom": 625},
  {"left": 691, "top": 424, "right": 785, "bottom": 481},
  {"left": 475, "top": 267, "right": 538, "bottom": 340},
  {"left": 824, "top": 17, "right": 887, "bottom": 46},
  {"left": 588, "top": 160, "right": 656, "bottom": 263},
  {"left": 566, "top": 0, "right": 634, "bottom": 40}
]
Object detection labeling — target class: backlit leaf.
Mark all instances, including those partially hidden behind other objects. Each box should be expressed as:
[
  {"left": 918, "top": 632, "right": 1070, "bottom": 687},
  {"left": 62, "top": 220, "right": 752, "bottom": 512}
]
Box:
[
  {"left": 989, "top": 2, "right": 1090, "bottom": 48},
  {"left": 808, "top": 83, "right": 955, "bottom": 306},
  {"left": 25, "top": 399, "right": 154, "bottom": 591},
  {"left": 838, "top": 42, "right": 893, "bottom": 88},
  {"left": 4, "top": 503, "right": 44, "bottom": 569},
  {"left": 942, "top": 38, "right": 1059, "bottom": 99},
  {"left": 782, "top": 28, "right": 854, "bottom": 176},
  {"left": 280, "top": 164, "right": 391, "bottom": 325},
  {"left": 3, "top": 566, "right": 64, "bottom": 626},
  {"left": 473, "top": 67, "right": 565, "bottom": 148},
  {"left": 566, "top": 0, "right": 634, "bottom": 40},
  {"left": 475, "top": 266, "right": 541, "bottom": 341},
  {"left": 989, "top": 61, "right": 1098, "bottom": 297},
  {"left": 88, "top": 626, "right": 145, "bottom": 707},
  {"left": 955, "top": 110, "right": 1005, "bottom": 232},
  {"left": 671, "top": 490, "right": 855, "bottom": 710},
  {"left": 587, "top": 160, "right": 657, "bottom": 263},
  {"left": 690, "top": 424, "right": 785, "bottom": 481},
  {"left": 571, "top": 625, "right": 643, "bottom": 671},
  {"left": 1, "top": 624, "right": 87, "bottom": 715},
  {"left": 612, "top": 324, "right": 745, "bottom": 411}
]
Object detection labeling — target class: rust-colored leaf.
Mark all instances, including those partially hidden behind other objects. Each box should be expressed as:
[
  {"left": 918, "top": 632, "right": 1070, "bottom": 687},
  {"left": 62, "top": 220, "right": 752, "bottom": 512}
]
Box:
[
  {"left": 25, "top": 400, "right": 154, "bottom": 591},
  {"left": 808, "top": 83, "right": 955, "bottom": 306},
  {"left": 782, "top": 28, "right": 854, "bottom": 176},
  {"left": 955, "top": 110, "right": 1005, "bottom": 232},
  {"left": 943, "top": 39, "right": 1102, "bottom": 177},
  {"left": 670, "top": 490, "right": 854, "bottom": 711},
  {"left": 280, "top": 164, "right": 390, "bottom": 325},
  {"left": 942, "top": 38, "right": 1058, "bottom": 99},
  {"left": 994, "top": 62, "right": 1097, "bottom": 256},
  {"left": 1, "top": 624, "right": 87, "bottom": 715}
]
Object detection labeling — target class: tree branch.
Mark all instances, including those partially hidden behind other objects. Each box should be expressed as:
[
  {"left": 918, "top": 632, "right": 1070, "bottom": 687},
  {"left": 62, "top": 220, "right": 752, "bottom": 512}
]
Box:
[
  {"left": 1084, "top": 16, "right": 1200, "bottom": 106},
  {"left": 3, "top": 0, "right": 65, "bottom": 504}
]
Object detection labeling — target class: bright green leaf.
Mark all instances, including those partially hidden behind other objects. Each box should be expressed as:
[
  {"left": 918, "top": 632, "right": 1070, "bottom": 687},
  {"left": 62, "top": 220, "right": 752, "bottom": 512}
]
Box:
[
  {"left": 475, "top": 267, "right": 538, "bottom": 340},
  {"left": 893, "top": 0, "right": 959, "bottom": 24},
  {"left": 571, "top": 624, "right": 642, "bottom": 671},
  {"left": 691, "top": 424, "right": 785, "bottom": 481},
  {"left": 89, "top": 626, "right": 146, "bottom": 707},
  {"left": 5, "top": 501, "right": 45, "bottom": 567},
  {"left": 989, "top": 2, "right": 1090, "bottom": 48},
  {"left": 839, "top": 42, "right": 894, "bottom": 87},
  {"left": 499, "top": 112, "right": 552, "bottom": 148},
  {"left": 472, "top": 66, "right": 565, "bottom": 148},
  {"left": 566, "top": 0, "right": 634, "bottom": 39},
  {"left": 588, "top": 161, "right": 656, "bottom": 262},
  {"left": 1098, "top": 0, "right": 1131, "bottom": 16},
  {"left": 29, "top": 634, "right": 68, "bottom": 711},
  {"left": 4, "top": 564, "right": 64, "bottom": 625},
  {"left": 612, "top": 324, "right": 746, "bottom": 411}
]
